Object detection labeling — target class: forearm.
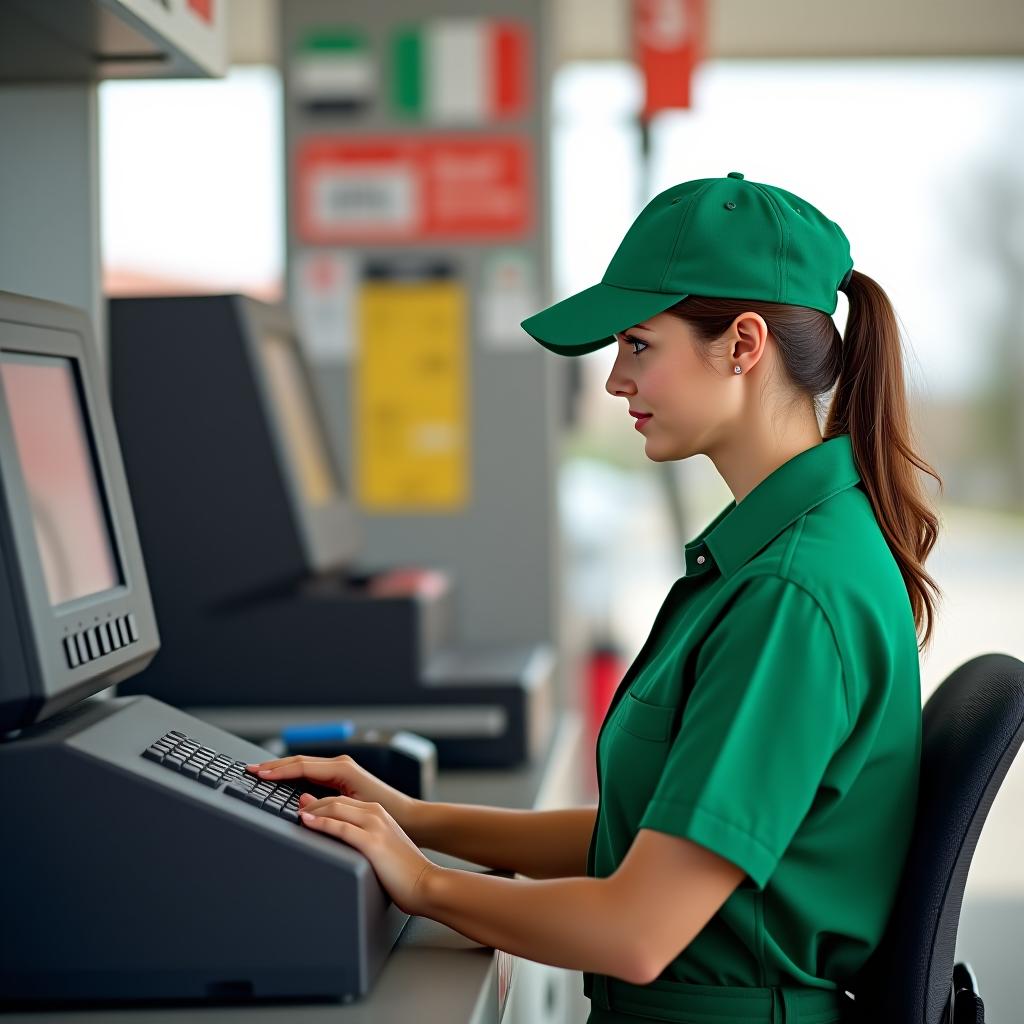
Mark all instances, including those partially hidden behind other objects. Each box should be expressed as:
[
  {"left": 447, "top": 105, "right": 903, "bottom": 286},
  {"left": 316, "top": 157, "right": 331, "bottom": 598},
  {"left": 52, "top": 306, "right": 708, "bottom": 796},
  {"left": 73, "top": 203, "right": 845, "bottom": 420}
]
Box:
[
  {"left": 421, "top": 868, "right": 645, "bottom": 983},
  {"left": 407, "top": 802, "right": 597, "bottom": 879}
]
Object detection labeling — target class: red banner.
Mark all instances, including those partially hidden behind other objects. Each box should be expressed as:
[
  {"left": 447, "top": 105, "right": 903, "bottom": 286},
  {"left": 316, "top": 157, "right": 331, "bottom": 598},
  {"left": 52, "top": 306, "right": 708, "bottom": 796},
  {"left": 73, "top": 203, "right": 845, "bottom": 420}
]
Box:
[
  {"left": 296, "top": 136, "right": 534, "bottom": 244},
  {"left": 634, "top": 0, "right": 706, "bottom": 119}
]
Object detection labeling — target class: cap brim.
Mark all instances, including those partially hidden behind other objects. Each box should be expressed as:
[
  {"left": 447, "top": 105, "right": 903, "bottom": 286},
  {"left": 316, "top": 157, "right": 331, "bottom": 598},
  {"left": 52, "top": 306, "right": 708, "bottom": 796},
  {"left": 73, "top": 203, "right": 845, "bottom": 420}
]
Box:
[{"left": 520, "top": 283, "right": 689, "bottom": 356}]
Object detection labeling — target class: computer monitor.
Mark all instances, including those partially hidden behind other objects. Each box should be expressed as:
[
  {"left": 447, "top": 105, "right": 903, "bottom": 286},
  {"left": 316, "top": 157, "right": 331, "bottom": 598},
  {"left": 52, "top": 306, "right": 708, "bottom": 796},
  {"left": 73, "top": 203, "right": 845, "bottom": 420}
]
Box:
[
  {"left": 109, "top": 295, "right": 360, "bottom": 607},
  {"left": 258, "top": 330, "right": 341, "bottom": 510},
  {"left": 0, "top": 291, "right": 158, "bottom": 733},
  {"left": 248, "top": 305, "right": 361, "bottom": 570}
]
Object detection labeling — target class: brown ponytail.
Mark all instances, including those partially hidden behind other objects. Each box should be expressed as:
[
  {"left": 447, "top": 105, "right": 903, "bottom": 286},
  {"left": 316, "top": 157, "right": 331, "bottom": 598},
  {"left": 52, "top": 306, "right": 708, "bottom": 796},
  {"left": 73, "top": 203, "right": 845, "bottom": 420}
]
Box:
[
  {"left": 665, "top": 272, "right": 944, "bottom": 653},
  {"left": 826, "top": 270, "right": 943, "bottom": 652}
]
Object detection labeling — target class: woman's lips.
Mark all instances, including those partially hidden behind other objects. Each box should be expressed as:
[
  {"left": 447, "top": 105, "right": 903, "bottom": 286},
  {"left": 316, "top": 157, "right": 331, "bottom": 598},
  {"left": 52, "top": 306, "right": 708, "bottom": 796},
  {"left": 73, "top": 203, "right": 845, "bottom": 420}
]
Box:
[{"left": 631, "top": 413, "right": 653, "bottom": 432}]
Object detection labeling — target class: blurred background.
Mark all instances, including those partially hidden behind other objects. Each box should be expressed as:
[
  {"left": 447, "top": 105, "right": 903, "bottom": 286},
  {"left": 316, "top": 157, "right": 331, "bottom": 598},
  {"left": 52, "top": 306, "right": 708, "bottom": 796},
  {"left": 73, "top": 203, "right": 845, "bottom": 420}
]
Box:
[{"left": 10, "top": 0, "right": 1024, "bottom": 1016}]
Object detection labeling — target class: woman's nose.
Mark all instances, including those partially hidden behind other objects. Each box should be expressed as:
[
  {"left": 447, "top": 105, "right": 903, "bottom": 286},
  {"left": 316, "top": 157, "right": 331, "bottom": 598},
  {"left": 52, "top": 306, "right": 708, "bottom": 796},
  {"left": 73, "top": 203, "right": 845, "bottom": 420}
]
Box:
[{"left": 605, "top": 361, "right": 637, "bottom": 398}]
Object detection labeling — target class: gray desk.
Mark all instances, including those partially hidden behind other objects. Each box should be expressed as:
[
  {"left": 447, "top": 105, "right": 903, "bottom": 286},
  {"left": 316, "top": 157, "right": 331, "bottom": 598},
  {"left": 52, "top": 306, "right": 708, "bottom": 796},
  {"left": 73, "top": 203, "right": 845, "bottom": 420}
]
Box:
[{"left": 2, "top": 711, "right": 588, "bottom": 1024}]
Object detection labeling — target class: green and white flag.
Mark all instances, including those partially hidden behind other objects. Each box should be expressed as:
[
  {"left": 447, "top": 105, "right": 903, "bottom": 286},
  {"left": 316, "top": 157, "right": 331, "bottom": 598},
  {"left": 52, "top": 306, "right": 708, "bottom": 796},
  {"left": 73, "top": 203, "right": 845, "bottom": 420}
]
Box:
[
  {"left": 292, "top": 30, "right": 375, "bottom": 114},
  {"left": 392, "top": 18, "right": 528, "bottom": 124}
]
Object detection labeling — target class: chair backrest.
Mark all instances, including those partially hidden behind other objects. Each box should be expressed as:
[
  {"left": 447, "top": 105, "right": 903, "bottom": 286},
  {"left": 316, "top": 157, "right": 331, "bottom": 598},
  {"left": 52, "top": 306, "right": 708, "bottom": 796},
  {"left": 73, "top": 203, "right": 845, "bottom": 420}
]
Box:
[{"left": 850, "top": 652, "right": 1024, "bottom": 1022}]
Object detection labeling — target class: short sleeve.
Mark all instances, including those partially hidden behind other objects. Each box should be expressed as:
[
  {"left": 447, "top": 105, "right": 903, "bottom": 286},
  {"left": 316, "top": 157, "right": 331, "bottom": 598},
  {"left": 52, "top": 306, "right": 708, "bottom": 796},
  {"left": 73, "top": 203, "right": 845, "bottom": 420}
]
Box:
[{"left": 638, "top": 574, "right": 850, "bottom": 890}]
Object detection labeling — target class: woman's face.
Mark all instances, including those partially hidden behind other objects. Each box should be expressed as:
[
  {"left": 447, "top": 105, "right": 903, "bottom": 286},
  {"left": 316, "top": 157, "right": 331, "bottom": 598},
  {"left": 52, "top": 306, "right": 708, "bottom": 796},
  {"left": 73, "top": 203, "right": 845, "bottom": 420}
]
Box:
[{"left": 604, "top": 310, "right": 759, "bottom": 462}]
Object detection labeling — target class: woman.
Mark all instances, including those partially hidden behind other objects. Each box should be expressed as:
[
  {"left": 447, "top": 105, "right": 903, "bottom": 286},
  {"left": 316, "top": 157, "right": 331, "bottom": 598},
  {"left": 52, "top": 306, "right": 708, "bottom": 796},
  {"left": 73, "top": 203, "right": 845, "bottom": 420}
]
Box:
[{"left": 248, "top": 171, "right": 943, "bottom": 1023}]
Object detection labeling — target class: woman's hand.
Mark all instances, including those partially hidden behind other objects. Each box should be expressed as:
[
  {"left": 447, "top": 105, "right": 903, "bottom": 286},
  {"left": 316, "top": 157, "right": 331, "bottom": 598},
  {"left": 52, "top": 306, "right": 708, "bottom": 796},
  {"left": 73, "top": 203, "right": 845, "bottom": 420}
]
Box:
[
  {"left": 245, "top": 753, "right": 421, "bottom": 835},
  {"left": 298, "top": 795, "right": 441, "bottom": 917}
]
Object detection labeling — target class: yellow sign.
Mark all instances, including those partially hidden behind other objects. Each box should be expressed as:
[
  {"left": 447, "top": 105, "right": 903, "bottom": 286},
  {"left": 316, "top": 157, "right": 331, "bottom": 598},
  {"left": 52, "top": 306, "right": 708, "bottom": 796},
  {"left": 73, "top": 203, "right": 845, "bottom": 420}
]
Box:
[{"left": 355, "top": 277, "right": 468, "bottom": 510}]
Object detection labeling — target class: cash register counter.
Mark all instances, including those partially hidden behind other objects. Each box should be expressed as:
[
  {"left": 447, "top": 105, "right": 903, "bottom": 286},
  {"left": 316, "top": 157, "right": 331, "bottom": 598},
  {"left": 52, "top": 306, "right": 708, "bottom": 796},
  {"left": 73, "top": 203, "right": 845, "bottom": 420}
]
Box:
[{"left": 5, "top": 711, "right": 590, "bottom": 1024}]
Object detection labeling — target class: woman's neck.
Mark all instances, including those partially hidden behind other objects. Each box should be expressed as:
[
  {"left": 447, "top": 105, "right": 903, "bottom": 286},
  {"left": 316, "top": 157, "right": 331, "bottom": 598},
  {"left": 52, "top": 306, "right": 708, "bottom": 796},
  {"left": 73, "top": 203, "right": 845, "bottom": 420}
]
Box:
[{"left": 711, "top": 420, "right": 824, "bottom": 504}]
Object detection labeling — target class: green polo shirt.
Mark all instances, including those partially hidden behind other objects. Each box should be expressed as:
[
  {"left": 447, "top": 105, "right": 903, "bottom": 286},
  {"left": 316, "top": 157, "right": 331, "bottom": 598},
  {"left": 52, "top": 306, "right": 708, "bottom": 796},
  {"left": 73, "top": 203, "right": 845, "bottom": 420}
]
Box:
[{"left": 585, "top": 434, "right": 921, "bottom": 1003}]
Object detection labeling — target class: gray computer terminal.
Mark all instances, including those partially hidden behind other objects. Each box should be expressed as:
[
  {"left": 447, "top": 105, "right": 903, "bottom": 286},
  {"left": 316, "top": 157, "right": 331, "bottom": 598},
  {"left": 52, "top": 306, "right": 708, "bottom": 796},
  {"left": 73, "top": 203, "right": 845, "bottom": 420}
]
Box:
[{"left": 0, "top": 291, "right": 407, "bottom": 1005}]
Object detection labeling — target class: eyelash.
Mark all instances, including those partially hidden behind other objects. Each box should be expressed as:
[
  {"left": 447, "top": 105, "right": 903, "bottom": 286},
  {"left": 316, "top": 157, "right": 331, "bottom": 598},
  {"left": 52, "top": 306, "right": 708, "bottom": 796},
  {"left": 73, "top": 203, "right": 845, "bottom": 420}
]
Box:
[{"left": 621, "top": 333, "right": 648, "bottom": 356}]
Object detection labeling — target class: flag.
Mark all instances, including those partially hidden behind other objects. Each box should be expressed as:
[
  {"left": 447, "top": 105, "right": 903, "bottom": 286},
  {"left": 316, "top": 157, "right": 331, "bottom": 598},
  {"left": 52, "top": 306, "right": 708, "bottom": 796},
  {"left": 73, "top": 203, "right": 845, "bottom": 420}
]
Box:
[
  {"left": 393, "top": 18, "right": 528, "bottom": 123},
  {"left": 292, "top": 30, "right": 375, "bottom": 115}
]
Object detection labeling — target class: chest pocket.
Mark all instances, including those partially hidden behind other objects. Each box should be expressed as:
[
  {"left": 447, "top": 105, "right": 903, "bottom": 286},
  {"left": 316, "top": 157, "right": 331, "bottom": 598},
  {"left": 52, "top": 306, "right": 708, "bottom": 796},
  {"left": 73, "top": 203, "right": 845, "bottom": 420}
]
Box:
[
  {"left": 598, "top": 692, "right": 677, "bottom": 815},
  {"left": 614, "top": 691, "right": 675, "bottom": 742}
]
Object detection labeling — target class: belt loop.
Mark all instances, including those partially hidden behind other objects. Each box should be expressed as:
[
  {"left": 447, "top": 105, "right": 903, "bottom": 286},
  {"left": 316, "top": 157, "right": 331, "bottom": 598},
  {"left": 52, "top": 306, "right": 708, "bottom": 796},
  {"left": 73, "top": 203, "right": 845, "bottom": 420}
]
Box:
[
  {"left": 591, "top": 973, "right": 611, "bottom": 1011},
  {"left": 771, "top": 987, "right": 801, "bottom": 1024}
]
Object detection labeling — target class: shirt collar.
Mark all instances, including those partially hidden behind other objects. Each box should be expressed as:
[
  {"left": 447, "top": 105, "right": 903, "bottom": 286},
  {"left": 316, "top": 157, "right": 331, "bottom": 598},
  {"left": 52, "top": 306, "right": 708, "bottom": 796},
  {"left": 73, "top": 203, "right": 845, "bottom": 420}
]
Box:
[{"left": 683, "top": 434, "right": 861, "bottom": 579}]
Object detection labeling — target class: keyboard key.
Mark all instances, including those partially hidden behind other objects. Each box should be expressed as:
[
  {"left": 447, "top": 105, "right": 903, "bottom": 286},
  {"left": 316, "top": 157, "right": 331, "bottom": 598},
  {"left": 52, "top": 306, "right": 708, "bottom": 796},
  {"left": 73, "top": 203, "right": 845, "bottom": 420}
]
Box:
[
  {"left": 281, "top": 807, "right": 300, "bottom": 823},
  {"left": 244, "top": 784, "right": 274, "bottom": 807},
  {"left": 181, "top": 762, "right": 203, "bottom": 779}
]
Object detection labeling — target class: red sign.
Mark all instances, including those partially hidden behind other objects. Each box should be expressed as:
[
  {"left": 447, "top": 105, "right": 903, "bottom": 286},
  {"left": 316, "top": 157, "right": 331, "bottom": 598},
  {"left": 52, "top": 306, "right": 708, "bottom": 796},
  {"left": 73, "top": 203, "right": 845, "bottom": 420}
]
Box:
[
  {"left": 634, "top": 0, "right": 706, "bottom": 119},
  {"left": 296, "top": 136, "right": 534, "bottom": 244},
  {"left": 187, "top": 0, "right": 214, "bottom": 24}
]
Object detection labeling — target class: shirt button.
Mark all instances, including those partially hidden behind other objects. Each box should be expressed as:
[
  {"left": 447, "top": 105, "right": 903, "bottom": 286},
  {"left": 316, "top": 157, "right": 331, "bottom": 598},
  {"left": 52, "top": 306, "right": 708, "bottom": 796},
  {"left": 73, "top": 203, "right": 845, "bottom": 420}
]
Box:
[{"left": 696, "top": 555, "right": 706, "bottom": 565}]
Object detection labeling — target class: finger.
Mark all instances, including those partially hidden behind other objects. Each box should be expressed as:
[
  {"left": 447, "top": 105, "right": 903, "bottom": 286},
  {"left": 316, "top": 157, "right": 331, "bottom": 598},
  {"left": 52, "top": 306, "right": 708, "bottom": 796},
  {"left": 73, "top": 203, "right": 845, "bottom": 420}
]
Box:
[
  {"left": 247, "top": 758, "right": 346, "bottom": 783},
  {"left": 245, "top": 754, "right": 312, "bottom": 773},
  {"left": 301, "top": 793, "right": 380, "bottom": 814},
  {"left": 307, "top": 799, "right": 375, "bottom": 827},
  {"left": 245, "top": 753, "right": 350, "bottom": 774},
  {"left": 301, "top": 794, "right": 359, "bottom": 813},
  {"left": 301, "top": 812, "right": 363, "bottom": 848},
  {"left": 248, "top": 753, "right": 356, "bottom": 770},
  {"left": 297, "top": 792, "right": 317, "bottom": 807}
]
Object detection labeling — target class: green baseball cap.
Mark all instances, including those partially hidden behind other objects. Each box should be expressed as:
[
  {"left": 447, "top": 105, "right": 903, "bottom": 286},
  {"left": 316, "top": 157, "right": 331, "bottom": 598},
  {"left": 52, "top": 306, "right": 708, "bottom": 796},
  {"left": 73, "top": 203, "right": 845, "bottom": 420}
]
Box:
[{"left": 520, "top": 171, "right": 854, "bottom": 356}]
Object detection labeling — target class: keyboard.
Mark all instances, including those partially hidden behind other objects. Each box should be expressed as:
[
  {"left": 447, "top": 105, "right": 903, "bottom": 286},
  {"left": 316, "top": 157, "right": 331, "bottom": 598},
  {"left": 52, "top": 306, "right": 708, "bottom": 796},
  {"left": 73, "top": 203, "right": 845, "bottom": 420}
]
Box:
[{"left": 142, "top": 730, "right": 335, "bottom": 824}]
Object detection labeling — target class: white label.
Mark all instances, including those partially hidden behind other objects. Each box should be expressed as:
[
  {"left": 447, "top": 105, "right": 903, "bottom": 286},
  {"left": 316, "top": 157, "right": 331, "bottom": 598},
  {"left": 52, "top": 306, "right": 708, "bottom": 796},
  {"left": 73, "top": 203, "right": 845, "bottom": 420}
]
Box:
[
  {"left": 480, "top": 249, "right": 538, "bottom": 349},
  {"left": 292, "top": 249, "right": 357, "bottom": 363},
  {"left": 312, "top": 166, "right": 417, "bottom": 231}
]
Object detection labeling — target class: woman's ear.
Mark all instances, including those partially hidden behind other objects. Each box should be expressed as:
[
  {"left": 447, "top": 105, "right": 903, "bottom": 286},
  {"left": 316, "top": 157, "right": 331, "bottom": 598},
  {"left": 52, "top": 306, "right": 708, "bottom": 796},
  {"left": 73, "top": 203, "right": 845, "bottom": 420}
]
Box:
[{"left": 729, "top": 313, "right": 768, "bottom": 369}]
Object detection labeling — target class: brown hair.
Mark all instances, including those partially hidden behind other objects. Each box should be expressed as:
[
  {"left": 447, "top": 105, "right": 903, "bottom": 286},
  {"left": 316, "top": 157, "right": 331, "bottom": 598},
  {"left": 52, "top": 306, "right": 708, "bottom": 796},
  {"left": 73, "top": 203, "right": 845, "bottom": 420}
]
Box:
[{"left": 665, "top": 270, "right": 943, "bottom": 653}]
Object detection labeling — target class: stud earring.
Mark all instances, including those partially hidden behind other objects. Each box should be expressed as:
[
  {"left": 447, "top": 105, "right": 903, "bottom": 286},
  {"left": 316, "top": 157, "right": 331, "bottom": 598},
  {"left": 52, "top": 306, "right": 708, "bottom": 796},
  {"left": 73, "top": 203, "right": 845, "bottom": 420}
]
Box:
[{"left": 733, "top": 365, "right": 742, "bottom": 374}]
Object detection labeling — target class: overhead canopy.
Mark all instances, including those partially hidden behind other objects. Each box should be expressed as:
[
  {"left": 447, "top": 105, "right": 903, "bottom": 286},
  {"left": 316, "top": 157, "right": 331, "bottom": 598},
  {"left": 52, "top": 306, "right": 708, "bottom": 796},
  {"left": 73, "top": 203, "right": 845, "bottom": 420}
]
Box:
[
  {"left": 554, "top": 0, "right": 1024, "bottom": 62},
  {"left": 227, "top": 0, "right": 1024, "bottom": 68}
]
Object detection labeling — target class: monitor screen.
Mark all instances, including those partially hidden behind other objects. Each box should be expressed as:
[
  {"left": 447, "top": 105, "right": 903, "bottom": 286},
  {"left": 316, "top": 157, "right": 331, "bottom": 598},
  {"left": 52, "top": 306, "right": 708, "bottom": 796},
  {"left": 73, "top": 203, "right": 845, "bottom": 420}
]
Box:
[
  {"left": 259, "top": 333, "right": 340, "bottom": 509},
  {"left": 0, "top": 355, "right": 121, "bottom": 606}
]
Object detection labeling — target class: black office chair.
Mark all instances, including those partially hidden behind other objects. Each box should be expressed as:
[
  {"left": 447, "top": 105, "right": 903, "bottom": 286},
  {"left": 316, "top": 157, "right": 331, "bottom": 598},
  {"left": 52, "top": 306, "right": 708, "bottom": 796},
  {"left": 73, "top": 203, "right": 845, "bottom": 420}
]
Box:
[{"left": 848, "top": 652, "right": 1024, "bottom": 1023}]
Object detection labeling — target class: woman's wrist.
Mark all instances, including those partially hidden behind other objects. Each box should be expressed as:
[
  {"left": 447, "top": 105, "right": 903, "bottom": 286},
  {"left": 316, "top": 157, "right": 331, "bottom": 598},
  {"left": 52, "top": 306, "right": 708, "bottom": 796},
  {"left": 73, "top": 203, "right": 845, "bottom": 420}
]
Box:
[
  {"left": 414, "top": 860, "right": 449, "bottom": 916},
  {"left": 401, "top": 795, "right": 433, "bottom": 844}
]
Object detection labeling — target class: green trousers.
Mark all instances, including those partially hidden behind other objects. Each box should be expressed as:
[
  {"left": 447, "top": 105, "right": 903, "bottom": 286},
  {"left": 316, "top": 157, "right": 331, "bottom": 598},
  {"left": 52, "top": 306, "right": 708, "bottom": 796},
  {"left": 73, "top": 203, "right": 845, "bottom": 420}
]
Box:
[{"left": 586, "top": 973, "right": 851, "bottom": 1023}]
